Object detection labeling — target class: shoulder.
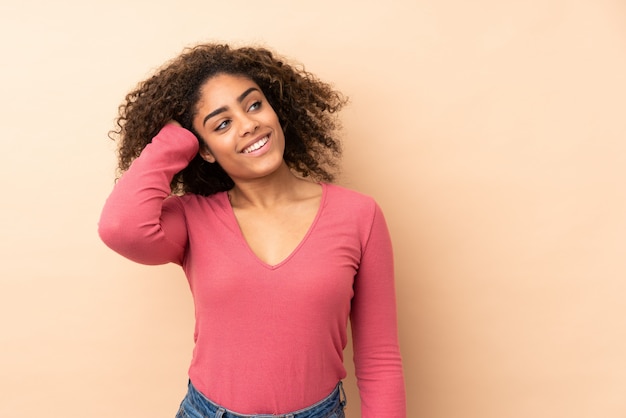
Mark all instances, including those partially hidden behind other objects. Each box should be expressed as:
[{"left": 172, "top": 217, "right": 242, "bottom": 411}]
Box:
[
  {"left": 164, "top": 191, "right": 229, "bottom": 213},
  {"left": 322, "top": 183, "right": 384, "bottom": 227},
  {"left": 324, "top": 183, "right": 379, "bottom": 211},
  {"left": 321, "top": 183, "right": 391, "bottom": 251}
]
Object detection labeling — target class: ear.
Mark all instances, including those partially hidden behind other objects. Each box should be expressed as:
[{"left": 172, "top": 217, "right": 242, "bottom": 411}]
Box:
[{"left": 199, "top": 146, "right": 216, "bottom": 163}]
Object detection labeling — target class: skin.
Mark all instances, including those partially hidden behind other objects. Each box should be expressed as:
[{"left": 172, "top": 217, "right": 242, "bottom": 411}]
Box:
[{"left": 189, "top": 73, "right": 323, "bottom": 266}]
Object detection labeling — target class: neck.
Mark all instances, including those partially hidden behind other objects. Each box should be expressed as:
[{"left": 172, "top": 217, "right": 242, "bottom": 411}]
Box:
[{"left": 228, "top": 163, "right": 309, "bottom": 209}]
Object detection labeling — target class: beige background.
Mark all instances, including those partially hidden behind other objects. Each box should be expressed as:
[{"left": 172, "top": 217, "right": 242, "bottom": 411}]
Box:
[{"left": 1, "top": 0, "right": 625, "bottom": 417}]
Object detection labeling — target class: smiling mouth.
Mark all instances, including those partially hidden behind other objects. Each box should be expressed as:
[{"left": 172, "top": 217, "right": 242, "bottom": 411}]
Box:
[{"left": 241, "top": 136, "right": 269, "bottom": 154}]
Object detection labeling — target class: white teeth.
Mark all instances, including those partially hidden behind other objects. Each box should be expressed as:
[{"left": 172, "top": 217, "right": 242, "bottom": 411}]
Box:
[{"left": 242, "top": 136, "right": 269, "bottom": 153}]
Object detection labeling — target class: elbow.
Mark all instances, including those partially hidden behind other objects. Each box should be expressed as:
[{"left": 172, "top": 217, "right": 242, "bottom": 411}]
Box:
[
  {"left": 98, "top": 217, "right": 130, "bottom": 254},
  {"left": 97, "top": 217, "right": 180, "bottom": 266}
]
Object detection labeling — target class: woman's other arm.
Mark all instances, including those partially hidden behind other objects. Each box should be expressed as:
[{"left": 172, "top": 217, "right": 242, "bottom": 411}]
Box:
[{"left": 351, "top": 202, "right": 406, "bottom": 417}]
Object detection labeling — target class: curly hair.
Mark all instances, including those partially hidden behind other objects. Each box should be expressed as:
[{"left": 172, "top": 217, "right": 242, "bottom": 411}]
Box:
[{"left": 110, "top": 43, "right": 348, "bottom": 196}]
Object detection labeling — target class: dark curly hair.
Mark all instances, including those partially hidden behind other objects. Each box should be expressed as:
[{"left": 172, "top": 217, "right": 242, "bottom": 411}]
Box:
[{"left": 110, "top": 43, "right": 348, "bottom": 196}]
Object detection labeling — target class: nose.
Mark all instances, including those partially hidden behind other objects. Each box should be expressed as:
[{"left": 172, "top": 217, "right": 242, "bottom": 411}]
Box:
[{"left": 238, "top": 113, "right": 259, "bottom": 136}]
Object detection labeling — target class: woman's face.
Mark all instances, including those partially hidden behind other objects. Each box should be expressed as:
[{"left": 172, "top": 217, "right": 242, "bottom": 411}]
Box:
[{"left": 192, "top": 73, "right": 286, "bottom": 183}]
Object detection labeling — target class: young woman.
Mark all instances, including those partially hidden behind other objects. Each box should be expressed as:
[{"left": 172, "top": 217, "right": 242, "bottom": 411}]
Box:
[{"left": 99, "top": 43, "right": 405, "bottom": 418}]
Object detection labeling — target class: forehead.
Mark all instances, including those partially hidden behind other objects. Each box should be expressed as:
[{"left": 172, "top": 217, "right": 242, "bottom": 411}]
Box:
[{"left": 197, "top": 73, "right": 262, "bottom": 106}]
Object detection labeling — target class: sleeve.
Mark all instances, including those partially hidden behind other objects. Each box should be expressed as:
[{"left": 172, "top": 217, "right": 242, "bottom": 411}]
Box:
[
  {"left": 350, "top": 202, "right": 406, "bottom": 417},
  {"left": 98, "top": 124, "right": 200, "bottom": 266}
]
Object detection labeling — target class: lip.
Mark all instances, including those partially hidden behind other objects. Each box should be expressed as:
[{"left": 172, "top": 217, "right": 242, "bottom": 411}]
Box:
[{"left": 239, "top": 133, "right": 271, "bottom": 155}]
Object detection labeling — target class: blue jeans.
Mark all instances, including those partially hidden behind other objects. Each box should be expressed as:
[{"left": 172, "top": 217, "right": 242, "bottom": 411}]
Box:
[{"left": 175, "top": 381, "right": 346, "bottom": 418}]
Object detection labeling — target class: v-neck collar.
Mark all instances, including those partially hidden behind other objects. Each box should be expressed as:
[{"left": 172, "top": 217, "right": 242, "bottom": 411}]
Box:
[{"left": 221, "top": 183, "right": 327, "bottom": 270}]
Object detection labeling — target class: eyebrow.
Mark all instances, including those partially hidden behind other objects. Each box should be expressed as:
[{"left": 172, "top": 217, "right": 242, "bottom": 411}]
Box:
[{"left": 202, "top": 87, "right": 260, "bottom": 126}]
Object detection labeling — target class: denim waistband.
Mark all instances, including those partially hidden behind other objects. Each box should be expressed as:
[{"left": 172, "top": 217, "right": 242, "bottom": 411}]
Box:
[{"left": 182, "top": 380, "right": 346, "bottom": 418}]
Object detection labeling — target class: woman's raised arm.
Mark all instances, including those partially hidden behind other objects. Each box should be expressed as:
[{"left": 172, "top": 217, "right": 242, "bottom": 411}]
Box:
[{"left": 98, "top": 124, "right": 199, "bottom": 266}]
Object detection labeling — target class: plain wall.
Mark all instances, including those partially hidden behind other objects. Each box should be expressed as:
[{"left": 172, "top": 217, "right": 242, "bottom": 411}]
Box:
[{"left": 1, "top": 0, "right": 625, "bottom": 417}]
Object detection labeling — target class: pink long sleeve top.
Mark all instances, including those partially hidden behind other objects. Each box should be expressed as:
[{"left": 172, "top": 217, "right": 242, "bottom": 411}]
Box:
[{"left": 98, "top": 125, "right": 405, "bottom": 417}]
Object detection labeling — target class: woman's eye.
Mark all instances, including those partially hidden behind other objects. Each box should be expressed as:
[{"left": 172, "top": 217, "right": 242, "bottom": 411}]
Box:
[
  {"left": 216, "top": 120, "right": 231, "bottom": 131},
  {"left": 248, "top": 101, "right": 262, "bottom": 112}
]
